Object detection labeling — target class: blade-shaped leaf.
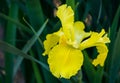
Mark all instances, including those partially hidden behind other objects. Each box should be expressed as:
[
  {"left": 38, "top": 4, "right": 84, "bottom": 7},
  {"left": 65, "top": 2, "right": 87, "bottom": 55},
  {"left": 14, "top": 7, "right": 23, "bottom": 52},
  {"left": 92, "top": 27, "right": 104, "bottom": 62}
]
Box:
[
  {"left": 0, "top": 13, "right": 31, "bottom": 33},
  {"left": 13, "top": 19, "right": 48, "bottom": 76},
  {"left": 82, "top": 51, "right": 96, "bottom": 83},
  {"left": 4, "top": 2, "right": 18, "bottom": 83},
  {"left": 105, "top": 5, "right": 120, "bottom": 75},
  {"left": 26, "top": 0, "right": 45, "bottom": 29},
  {"left": 83, "top": 50, "right": 104, "bottom": 83},
  {"left": 23, "top": 17, "right": 43, "bottom": 48},
  {"left": 109, "top": 28, "right": 120, "bottom": 83},
  {"left": 109, "top": 5, "right": 120, "bottom": 46},
  {"left": 30, "top": 50, "right": 44, "bottom": 83},
  {"left": 0, "top": 40, "right": 49, "bottom": 71}
]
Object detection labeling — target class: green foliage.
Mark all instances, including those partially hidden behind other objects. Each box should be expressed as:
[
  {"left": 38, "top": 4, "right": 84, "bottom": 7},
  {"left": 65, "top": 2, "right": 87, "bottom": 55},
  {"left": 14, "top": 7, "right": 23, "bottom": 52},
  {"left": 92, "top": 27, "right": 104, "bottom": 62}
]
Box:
[
  {"left": 109, "top": 27, "right": 120, "bottom": 83},
  {"left": 4, "top": 2, "right": 18, "bottom": 83},
  {"left": 0, "top": 0, "right": 119, "bottom": 83},
  {"left": 108, "top": 6, "right": 120, "bottom": 83}
]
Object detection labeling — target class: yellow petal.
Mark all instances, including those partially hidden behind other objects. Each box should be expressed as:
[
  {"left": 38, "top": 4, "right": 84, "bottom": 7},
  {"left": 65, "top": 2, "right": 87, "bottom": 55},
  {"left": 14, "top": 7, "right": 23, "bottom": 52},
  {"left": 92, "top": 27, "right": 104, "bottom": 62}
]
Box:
[
  {"left": 57, "top": 4, "right": 74, "bottom": 27},
  {"left": 92, "top": 44, "right": 108, "bottom": 66},
  {"left": 98, "top": 34, "right": 110, "bottom": 43},
  {"left": 57, "top": 4, "right": 74, "bottom": 41},
  {"left": 74, "top": 21, "right": 85, "bottom": 30},
  {"left": 67, "top": 21, "right": 91, "bottom": 48},
  {"left": 48, "top": 44, "right": 83, "bottom": 79},
  {"left": 80, "top": 29, "right": 110, "bottom": 50},
  {"left": 59, "top": 34, "right": 67, "bottom": 45},
  {"left": 43, "top": 29, "right": 63, "bottom": 56}
]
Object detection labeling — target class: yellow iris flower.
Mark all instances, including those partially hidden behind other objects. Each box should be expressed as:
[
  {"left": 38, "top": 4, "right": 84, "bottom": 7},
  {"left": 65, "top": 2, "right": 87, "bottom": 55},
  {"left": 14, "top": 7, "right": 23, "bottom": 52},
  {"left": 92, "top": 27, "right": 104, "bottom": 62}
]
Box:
[{"left": 43, "top": 4, "right": 110, "bottom": 79}]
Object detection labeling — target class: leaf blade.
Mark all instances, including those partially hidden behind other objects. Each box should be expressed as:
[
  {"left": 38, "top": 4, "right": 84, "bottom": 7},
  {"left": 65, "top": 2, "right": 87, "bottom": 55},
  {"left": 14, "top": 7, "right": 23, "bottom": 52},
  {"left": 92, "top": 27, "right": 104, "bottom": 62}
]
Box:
[{"left": 13, "top": 19, "right": 48, "bottom": 76}]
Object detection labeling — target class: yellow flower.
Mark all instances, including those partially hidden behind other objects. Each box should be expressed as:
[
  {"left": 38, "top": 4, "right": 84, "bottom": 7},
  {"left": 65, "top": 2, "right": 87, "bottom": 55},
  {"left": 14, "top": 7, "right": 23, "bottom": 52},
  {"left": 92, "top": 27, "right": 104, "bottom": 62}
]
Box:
[{"left": 43, "top": 4, "right": 110, "bottom": 79}]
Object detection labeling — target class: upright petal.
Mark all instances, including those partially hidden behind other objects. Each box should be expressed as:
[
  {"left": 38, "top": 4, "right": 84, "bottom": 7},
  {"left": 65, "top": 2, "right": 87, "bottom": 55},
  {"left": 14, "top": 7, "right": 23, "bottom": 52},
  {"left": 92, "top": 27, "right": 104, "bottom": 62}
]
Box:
[
  {"left": 57, "top": 4, "right": 74, "bottom": 41},
  {"left": 56, "top": 4, "right": 74, "bottom": 27},
  {"left": 68, "top": 21, "right": 91, "bottom": 48},
  {"left": 43, "top": 29, "right": 63, "bottom": 56},
  {"left": 48, "top": 44, "right": 83, "bottom": 79},
  {"left": 92, "top": 44, "right": 108, "bottom": 66}
]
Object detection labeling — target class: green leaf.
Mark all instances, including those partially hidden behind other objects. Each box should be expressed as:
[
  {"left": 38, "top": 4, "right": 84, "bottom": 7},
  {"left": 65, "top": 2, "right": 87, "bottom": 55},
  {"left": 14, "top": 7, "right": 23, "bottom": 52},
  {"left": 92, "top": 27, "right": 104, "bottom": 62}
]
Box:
[
  {"left": 13, "top": 19, "right": 48, "bottom": 76},
  {"left": 109, "top": 5, "right": 120, "bottom": 46},
  {"left": 83, "top": 50, "right": 104, "bottom": 83},
  {"left": 4, "top": 2, "right": 18, "bottom": 83},
  {"left": 26, "top": 0, "right": 45, "bottom": 29},
  {"left": 105, "top": 5, "right": 120, "bottom": 76},
  {"left": 82, "top": 51, "right": 96, "bottom": 83},
  {"left": 109, "top": 28, "right": 120, "bottom": 83},
  {"left": 23, "top": 17, "right": 44, "bottom": 48},
  {"left": 30, "top": 50, "right": 44, "bottom": 83},
  {"left": 0, "top": 13, "right": 32, "bottom": 33},
  {"left": 0, "top": 40, "right": 49, "bottom": 71},
  {"left": 94, "top": 66, "right": 103, "bottom": 83}
]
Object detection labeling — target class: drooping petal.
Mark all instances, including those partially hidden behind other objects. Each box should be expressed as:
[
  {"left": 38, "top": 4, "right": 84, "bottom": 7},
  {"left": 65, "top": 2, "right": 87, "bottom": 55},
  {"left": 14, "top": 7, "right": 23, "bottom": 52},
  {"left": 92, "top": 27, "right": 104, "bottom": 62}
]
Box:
[
  {"left": 92, "top": 44, "right": 108, "bottom": 66},
  {"left": 57, "top": 4, "right": 74, "bottom": 41},
  {"left": 43, "top": 29, "right": 63, "bottom": 56},
  {"left": 48, "top": 44, "right": 83, "bottom": 79},
  {"left": 67, "top": 21, "right": 91, "bottom": 48},
  {"left": 80, "top": 29, "right": 110, "bottom": 50}
]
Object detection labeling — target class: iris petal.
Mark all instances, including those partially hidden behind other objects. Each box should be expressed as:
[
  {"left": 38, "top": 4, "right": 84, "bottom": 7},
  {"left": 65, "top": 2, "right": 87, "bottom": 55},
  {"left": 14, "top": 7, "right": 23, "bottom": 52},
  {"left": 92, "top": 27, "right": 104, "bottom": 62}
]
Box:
[
  {"left": 67, "top": 21, "right": 91, "bottom": 48},
  {"left": 80, "top": 29, "right": 110, "bottom": 50},
  {"left": 48, "top": 44, "right": 83, "bottom": 79},
  {"left": 43, "top": 29, "right": 63, "bottom": 55},
  {"left": 57, "top": 4, "right": 74, "bottom": 27},
  {"left": 57, "top": 4, "right": 74, "bottom": 41},
  {"left": 92, "top": 44, "right": 108, "bottom": 66},
  {"left": 79, "top": 29, "right": 110, "bottom": 66},
  {"left": 73, "top": 22, "right": 91, "bottom": 48}
]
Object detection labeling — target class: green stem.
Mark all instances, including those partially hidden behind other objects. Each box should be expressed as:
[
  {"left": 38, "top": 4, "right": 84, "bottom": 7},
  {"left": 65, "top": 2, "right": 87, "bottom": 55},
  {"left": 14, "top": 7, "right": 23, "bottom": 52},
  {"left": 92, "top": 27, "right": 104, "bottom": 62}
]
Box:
[{"left": 5, "top": 2, "right": 18, "bottom": 83}]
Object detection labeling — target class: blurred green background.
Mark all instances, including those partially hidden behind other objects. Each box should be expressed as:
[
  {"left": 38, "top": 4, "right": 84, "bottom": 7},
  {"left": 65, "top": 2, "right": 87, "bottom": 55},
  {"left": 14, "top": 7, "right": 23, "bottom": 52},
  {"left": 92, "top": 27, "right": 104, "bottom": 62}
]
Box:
[{"left": 0, "top": 0, "right": 119, "bottom": 83}]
